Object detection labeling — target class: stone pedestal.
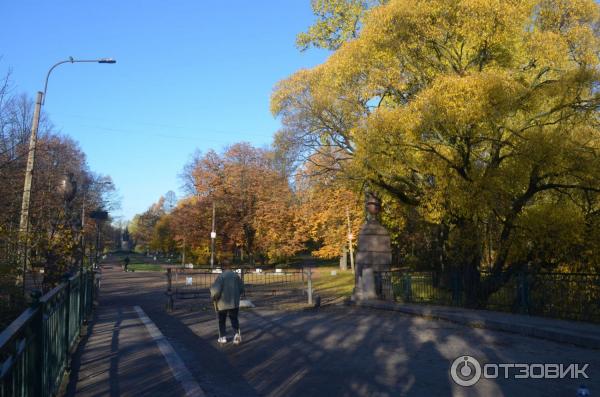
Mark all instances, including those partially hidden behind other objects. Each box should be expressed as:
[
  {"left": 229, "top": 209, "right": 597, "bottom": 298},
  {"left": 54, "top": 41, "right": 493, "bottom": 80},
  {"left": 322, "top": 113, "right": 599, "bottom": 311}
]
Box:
[
  {"left": 354, "top": 218, "right": 392, "bottom": 300},
  {"left": 357, "top": 268, "right": 377, "bottom": 300}
]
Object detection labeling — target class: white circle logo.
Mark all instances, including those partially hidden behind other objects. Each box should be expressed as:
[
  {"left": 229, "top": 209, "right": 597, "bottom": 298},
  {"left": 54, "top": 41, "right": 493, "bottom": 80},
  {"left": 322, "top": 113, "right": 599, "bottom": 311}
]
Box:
[{"left": 450, "top": 356, "right": 482, "bottom": 387}]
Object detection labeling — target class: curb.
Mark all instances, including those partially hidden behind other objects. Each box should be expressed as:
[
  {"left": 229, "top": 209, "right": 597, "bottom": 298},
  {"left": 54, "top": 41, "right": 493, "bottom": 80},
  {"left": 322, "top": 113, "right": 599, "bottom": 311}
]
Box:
[{"left": 349, "top": 300, "right": 600, "bottom": 350}]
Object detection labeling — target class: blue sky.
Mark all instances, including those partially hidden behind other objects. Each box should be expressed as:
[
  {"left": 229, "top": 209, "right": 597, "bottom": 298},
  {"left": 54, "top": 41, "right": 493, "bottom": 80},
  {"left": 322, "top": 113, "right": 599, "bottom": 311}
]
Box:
[{"left": 0, "top": 1, "right": 328, "bottom": 221}]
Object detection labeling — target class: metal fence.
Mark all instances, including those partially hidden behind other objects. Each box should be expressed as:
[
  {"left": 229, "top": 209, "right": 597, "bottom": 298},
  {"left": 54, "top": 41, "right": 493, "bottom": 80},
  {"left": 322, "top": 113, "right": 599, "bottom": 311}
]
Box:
[
  {"left": 380, "top": 270, "right": 600, "bottom": 323},
  {"left": 0, "top": 270, "right": 97, "bottom": 397},
  {"left": 166, "top": 268, "right": 306, "bottom": 308}
]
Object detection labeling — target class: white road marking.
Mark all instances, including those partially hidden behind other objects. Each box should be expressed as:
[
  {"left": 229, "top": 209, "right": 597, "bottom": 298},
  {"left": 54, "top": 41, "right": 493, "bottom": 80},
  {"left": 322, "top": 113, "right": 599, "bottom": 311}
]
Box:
[{"left": 134, "top": 305, "right": 206, "bottom": 397}]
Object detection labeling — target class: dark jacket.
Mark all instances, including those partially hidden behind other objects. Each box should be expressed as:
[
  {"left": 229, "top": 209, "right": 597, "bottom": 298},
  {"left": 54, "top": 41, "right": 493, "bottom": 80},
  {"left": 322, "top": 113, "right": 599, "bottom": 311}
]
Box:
[{"left": 210, "top": 270, "right": 244, "bottom": 311}]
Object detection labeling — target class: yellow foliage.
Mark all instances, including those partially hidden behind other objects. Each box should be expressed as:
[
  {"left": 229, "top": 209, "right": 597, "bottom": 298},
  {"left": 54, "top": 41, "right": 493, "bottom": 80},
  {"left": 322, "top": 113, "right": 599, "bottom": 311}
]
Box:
[{"left": 274, "top": 0, "right": 600, "bottom": 271}]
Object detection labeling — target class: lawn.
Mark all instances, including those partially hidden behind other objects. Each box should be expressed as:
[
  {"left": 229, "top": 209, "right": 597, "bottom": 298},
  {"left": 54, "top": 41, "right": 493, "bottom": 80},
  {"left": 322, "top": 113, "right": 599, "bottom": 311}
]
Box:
[
  {"left": 311, "top": 267, "right": 355, "bottom": 300},
  {"left": 127, "top": 263, "right": 164, "bottom": 272}
]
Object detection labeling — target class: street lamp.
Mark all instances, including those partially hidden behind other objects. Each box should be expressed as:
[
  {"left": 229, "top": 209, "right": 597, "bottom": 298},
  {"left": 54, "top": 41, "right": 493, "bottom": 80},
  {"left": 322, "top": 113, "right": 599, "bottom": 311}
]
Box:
[
  {"left": 210, "top": 202, "right": 216, "bottom": 269},
  {"left": 80, "top": 179, "right": 112, "bottom": 272},
  {"left": 89, "top": 209, "right": 109, "bottom": 268},
  {"left": 41, "top": 57, "right": 116, "bottom": 105},
  {"left": 19, "top": 57, "right": 116, "bottom": 286}
]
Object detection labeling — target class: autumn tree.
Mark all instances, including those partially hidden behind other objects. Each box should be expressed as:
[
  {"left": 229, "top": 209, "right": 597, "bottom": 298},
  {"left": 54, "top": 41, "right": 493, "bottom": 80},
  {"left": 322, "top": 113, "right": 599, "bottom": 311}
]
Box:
[
  {"left": 274, "top": 0, "right": 600, "bottom": 305},
  {"left": 182, "top": 143, "right": 303, "bottom": 265},
  {"left": 0, "top": 78, "right": 116, "bottom": 292},
  {"left": 296, "top": 0, "right": 386, "bottom": 51},
  {"left": 166, "top": 196, "right": 212, "bottom": 263},
  {"left": 129, "top": 197, "right": 167, "bottom": 253},
  {"left": 293, "top": 154, "right": 363, "bottom": 260}
]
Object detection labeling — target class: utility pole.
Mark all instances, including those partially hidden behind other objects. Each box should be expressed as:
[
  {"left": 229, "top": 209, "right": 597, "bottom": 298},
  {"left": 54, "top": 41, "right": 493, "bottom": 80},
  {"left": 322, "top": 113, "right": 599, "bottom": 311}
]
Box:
[
  {"left": 346, "top": 207, "right": 355, "bottom": 274},
  {"left": 19, "top": 91, "right": 43, "bottom": 287},
  {"left": 210, "top": 201, "right": 216, "bottom": 269}
]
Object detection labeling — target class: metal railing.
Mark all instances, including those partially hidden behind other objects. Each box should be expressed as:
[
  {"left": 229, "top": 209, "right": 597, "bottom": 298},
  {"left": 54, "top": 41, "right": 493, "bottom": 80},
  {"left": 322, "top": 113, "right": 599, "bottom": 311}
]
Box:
[
  {"left": 165, "top": 268, "right": 307, "bottom": 309},
  {"left": 0, "top": 270, "right": 97, "bottom": 397},
  {"left": 380, "top": 270, "right": 600, "bottom": 323}
]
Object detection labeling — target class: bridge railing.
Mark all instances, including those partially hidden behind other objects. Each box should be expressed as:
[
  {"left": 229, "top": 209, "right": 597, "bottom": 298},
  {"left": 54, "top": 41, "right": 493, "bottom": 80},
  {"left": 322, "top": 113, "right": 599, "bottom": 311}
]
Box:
[
  {"left": 378, "top": 270, "right": 600, "bottom": 323},
  {"left": 0, "top": 270, "right": 97, "bottom": 397}
]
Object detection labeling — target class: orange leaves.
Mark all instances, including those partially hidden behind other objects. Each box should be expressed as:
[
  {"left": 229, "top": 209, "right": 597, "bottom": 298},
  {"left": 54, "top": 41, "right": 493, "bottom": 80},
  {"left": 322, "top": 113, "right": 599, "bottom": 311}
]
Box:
[
  {"left": 178, "top": 143, "right": 303, "bottom": 263},
  {"left": 294, "top": 158, "right": 363, "bottom": 259}
]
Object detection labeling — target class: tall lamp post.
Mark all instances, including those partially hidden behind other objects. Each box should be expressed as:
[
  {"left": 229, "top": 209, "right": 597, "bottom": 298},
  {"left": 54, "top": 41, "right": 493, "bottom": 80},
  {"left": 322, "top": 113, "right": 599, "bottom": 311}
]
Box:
[
  {"left": 89, "top": 209, "right": 108, "bottom": 268},
  {"left": 346, "top": 207, "right": 355, "bottom": 274},
  {"left": 19, "top": 57, "right": 116, "bottom": 285},
  {"left": 80, "top": 179, "right": 112, "bottom": 272},
  {"left": 210, "top": 202, "right": 216, "bottom": 269}
]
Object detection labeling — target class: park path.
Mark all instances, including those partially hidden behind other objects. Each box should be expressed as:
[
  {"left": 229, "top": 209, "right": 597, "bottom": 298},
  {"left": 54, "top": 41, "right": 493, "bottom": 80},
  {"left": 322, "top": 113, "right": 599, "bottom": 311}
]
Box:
[
  {"left": 66, "top": 263, "right": 600, "bottom": 397},
  {"left": 64, "top": 265, "right": 189, "bottom": 397}
]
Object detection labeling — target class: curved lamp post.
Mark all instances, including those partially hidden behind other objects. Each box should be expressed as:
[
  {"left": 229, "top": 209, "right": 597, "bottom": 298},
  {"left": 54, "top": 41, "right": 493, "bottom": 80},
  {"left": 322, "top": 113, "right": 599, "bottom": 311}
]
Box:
[
  {"left": 19, "top": 57, "right": 116, "bottom": 288},
  {"left": 89, "top": 209, "right": 108, "bottom": 268},
  {"left": 80, "top": 179, "right": 112, "bottom": 271}
]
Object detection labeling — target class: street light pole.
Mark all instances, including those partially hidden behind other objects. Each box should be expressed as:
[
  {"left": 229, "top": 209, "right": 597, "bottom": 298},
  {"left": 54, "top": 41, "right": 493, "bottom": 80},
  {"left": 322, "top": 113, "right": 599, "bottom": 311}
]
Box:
[
  {"left": 346, "top": 207, "right": 355, "bottom": 274},
  {"left": 18, "top": 91, "right": 42, "bottom": 263},
  {"left": 19, "top": 57, "right": 116, "bottom": 287},
  {"left": 95, "top": 222, "right": 101, "bottom": 267},
  {"left": 80, "top": 179, "right": 111, "bottom": 272},
  {"left": 89, "top": 209, "right": 108, "bottom": 268},
  {"left": 210, "top": 201, "right": 216, "bottom": 269}
]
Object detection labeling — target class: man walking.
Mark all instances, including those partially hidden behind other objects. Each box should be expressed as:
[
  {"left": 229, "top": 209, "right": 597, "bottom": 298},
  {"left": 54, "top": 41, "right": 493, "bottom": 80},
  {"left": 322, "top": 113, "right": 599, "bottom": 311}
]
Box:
[{"left": 210, "top": 261, "right": 244, "bottom": 345}]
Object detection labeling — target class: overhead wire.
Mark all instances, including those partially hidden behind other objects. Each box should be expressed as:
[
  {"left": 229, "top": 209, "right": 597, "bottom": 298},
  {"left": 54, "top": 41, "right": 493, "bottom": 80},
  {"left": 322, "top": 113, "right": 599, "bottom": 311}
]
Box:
[{"left": 49, "top": 112, "right": 275, "bottom": 143}]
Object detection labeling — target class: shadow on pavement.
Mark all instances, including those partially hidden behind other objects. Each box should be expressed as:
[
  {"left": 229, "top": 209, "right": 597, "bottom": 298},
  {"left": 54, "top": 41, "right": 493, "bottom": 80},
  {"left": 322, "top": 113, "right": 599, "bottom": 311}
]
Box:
[{"left": 66, "top": 263, "right": 600, "bottom": 397}]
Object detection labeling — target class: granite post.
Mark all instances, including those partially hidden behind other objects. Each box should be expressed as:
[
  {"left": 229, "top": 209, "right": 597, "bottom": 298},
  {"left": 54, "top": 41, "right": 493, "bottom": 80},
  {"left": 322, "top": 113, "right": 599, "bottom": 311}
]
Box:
[{"left": 353, "top": 193, "right": 392, "bottom": 300}]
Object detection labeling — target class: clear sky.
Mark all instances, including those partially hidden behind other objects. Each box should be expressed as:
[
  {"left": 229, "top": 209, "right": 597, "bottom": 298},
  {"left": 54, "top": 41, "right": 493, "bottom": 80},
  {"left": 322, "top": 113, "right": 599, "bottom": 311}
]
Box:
[{"left": 0, "top": 1, "right": 328, "bottom": 222}]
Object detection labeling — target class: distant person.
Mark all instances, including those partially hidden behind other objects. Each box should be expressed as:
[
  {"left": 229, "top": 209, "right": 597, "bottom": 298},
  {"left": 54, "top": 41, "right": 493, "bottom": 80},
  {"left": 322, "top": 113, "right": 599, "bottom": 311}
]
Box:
[
  {"left": 210, "top": 261, "right": 244, "bottom": 345},
  {"left": 123, "top": 256, "right": 130, "bottom": 272}
]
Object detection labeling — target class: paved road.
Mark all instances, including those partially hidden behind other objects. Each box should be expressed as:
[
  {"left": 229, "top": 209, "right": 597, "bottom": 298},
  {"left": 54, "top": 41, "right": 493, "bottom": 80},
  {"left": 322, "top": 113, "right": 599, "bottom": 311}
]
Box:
[{"left": 66, "top": 264, "right": 600, "bottom": 397}]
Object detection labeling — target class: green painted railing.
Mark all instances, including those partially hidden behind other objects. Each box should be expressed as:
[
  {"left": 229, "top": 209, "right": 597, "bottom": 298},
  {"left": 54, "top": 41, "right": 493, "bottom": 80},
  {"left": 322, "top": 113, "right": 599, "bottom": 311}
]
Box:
[
  {"left": 380, "top": 270, "right": 600, "bottom": 323},
  {"left": 0, "top": 270, "right": 97, "bottom": 397}
]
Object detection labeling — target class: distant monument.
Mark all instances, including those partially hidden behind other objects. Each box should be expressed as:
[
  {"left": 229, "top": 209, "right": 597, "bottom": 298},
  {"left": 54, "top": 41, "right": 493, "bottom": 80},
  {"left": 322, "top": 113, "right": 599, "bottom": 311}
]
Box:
[
  {"left": 121, "top": 226, "right": 131, "bottom": 251},
  {"left": 353, "top": 192, "right": 392, "bottom": 300}
]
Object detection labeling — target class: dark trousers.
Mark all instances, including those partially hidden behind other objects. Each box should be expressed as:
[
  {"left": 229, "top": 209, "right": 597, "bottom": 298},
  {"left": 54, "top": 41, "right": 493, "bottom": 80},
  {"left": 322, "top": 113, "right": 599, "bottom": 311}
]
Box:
[{"left": 218, "top": 308, "right": 239, "bottom": 337}]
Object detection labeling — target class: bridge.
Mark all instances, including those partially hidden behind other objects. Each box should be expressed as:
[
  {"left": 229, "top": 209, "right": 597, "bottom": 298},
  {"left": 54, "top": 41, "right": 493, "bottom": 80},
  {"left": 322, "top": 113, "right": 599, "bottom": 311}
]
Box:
[{"left": 2, "top": 257, "right": 600, "bottom": 396}]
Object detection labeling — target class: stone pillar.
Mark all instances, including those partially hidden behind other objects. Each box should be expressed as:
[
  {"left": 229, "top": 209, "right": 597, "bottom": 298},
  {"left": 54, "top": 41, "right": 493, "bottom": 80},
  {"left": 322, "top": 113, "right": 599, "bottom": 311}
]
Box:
[{"left": 353, "top": 193, "right": 392, "bottom": 301}]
